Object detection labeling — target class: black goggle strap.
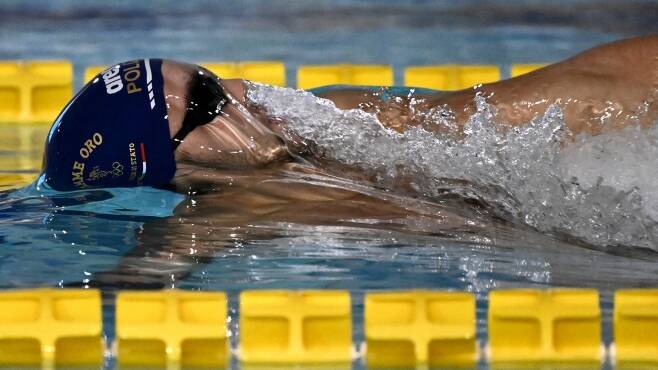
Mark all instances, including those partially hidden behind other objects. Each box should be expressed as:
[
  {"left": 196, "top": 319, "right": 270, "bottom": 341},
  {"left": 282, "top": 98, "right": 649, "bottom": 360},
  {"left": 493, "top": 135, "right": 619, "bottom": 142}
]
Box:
[{"left": 171, "top": 73, "right": 228, "bottom": 151}]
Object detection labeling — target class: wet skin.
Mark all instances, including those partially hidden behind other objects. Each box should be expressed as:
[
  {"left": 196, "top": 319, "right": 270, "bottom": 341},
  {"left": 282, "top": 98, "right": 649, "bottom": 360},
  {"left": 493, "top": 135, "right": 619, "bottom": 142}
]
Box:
[
  {"left": 316, "top": 36, "right": 658, "bottom": 136},
  {"left": 80, "top": 36, "right": 658, "bottom": 289}
]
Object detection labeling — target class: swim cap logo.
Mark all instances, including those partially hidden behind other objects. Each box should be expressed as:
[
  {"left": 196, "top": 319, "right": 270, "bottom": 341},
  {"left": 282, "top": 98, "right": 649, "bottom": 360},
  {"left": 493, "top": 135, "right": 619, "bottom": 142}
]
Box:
[
  {"left": 102, "top": 61, "right": 143, "bottom": 95},
  {"left": 86, "top": 162, "right": 124, "bottom": 182},
  {"left": 103, "top": 66, "right": 123, "bottom": 94}
]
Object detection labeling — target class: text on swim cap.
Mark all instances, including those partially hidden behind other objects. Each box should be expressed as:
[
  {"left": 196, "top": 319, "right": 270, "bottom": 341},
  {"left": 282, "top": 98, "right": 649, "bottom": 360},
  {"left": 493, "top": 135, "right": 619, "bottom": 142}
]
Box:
[
  {"left": 123, "top": 61, "right": 143, "bottom": 94},
  {"left": 71, "top": 132, "right": 103, "bottom": 188},
  {"left": 103, "top": 61, "right": 143, "bottom": 95},
  {"left": 79, "top": 133, "right": 103, "bottom": 159},
  {"left": 71, "top": 161, "right": 86, "bottom": 188},
  {"left": 128, "top": 143, "right": 138, "bottom": 181}
]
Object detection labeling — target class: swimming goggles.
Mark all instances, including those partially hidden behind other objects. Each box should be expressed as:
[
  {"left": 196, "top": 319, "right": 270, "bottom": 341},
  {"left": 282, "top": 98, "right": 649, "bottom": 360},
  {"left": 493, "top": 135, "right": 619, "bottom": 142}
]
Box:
[{"left": 171, "top": 68, "right": 229, "bottom": 150}]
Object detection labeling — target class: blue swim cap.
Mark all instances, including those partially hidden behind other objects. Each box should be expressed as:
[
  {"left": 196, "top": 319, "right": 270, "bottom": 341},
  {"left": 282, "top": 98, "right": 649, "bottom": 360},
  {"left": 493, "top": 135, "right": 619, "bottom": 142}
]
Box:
[{"left": 42, "top": 59, "right": 176, "bottom": 191}]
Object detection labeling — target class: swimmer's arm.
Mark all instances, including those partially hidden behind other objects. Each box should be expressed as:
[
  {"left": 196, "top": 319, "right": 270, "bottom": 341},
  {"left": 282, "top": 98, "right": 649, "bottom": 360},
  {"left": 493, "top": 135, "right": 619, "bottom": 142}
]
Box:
[
  {"left": 434, "top": 36, "right": 658, "bottom": 134},
  {"left": 312, "top": 36, "right": 658, "bottom": 136}
]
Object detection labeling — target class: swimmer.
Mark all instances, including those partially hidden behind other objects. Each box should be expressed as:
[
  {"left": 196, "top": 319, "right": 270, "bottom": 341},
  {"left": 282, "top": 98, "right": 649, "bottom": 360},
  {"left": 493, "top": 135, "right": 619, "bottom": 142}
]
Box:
[
  {"left": 48, "top": 36, "right": 657, "bottom": 288},
  {"left": 42, "top": 36, "right": 658, "bottom": 193}
]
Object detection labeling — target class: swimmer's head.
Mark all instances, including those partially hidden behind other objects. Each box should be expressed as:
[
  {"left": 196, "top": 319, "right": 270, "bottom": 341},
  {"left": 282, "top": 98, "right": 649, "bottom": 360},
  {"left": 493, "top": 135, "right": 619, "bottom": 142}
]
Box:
[
  {"left": 42, "top": 59, "right": 287, "bottom": 191},
  {"left": 162, "top": 61, "right": 287, "bottom": 171}
]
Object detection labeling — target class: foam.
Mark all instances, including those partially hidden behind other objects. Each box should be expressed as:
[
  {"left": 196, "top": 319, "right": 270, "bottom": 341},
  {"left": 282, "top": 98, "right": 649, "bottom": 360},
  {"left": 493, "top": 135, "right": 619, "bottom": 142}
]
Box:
[{"left": 247, "top": 83, "right": 658, "bottom": 249}]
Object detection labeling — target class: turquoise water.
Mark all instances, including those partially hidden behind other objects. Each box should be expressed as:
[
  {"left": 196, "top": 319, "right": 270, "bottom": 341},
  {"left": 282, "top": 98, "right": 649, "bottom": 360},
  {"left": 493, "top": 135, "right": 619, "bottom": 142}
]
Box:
[{"left": 2, "top": 1, "right": 658, "bottom": 369}]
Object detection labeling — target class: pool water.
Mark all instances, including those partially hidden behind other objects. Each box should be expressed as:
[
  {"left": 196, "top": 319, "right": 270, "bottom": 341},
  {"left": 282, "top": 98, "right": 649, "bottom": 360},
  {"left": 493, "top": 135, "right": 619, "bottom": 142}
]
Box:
[{"left": 3, "top": 1, "right": 658, "bottom": 369}]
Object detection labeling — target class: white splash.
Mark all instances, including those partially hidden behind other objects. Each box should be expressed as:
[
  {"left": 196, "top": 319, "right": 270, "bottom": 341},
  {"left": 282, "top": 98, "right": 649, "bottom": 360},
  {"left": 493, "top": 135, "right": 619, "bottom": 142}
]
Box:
[{"left": 247, "top": 83, "right": 658, "bottom": 250}]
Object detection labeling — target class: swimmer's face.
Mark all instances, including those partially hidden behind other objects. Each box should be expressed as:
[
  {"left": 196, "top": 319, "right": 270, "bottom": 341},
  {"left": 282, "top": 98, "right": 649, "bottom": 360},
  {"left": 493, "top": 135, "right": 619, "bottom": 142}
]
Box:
[{"left": 162, "top": 60, "right": 288, "bottom": 169}]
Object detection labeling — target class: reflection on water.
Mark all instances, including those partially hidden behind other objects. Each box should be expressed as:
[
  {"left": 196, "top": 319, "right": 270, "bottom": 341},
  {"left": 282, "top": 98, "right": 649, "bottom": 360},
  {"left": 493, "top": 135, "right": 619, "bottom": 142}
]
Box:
[{"left": 3, "top": 160, "right": 658, "bottom": 370}]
